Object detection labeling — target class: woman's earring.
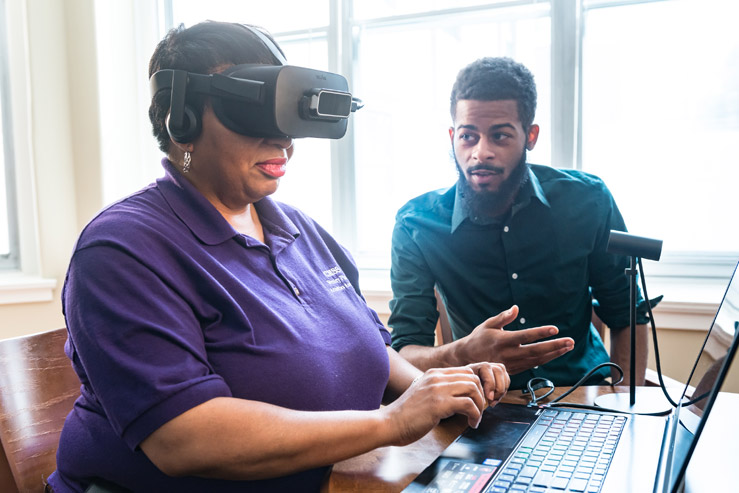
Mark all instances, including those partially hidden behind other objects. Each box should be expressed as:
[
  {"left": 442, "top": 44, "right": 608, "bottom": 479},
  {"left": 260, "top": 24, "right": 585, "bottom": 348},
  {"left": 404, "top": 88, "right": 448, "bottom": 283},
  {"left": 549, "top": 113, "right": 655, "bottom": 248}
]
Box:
[{"left": 183, "top": 151, "right": 192, "bottom": 173}]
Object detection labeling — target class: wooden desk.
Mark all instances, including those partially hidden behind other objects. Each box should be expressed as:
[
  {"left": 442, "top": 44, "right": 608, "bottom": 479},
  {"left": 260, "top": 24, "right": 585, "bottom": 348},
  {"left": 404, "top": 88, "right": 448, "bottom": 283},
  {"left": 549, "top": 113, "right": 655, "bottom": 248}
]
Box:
[{"left": 325, "top": 385, "right": 619, "bottom": 492}]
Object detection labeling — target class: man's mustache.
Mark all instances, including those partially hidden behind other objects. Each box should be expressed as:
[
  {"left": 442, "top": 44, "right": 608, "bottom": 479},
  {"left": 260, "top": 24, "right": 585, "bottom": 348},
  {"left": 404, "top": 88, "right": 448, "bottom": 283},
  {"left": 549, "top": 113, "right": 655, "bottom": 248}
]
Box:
[{"left": 467, "top": 164, "right": 504, "bottom": 174}]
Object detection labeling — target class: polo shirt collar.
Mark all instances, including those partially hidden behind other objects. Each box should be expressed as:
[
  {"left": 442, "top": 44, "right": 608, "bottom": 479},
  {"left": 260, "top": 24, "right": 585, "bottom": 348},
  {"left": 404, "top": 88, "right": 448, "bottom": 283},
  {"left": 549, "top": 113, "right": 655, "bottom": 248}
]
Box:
[
  {"left": 450, "top": 165, "right": 550, "bottom": 233},
  {"left": 254, "top": 197, "right": 301, "bottom": 254},
  {"left": 156, "top": 158, "right": 300, "bottom": 248}
]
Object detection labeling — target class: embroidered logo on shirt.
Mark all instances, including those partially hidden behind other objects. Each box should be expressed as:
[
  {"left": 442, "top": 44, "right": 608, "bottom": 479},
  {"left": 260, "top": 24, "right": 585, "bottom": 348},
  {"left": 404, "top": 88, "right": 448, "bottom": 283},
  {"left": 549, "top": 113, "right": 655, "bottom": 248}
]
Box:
[{"left": 323, "top": 266, "right": 352, "bottom": 293}]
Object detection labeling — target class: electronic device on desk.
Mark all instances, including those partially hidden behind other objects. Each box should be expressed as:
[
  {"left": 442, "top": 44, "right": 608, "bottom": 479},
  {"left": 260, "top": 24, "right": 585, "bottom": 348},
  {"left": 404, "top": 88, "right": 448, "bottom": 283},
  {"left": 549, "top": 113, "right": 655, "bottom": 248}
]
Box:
[
  {"left": 594, "top": 230, "right": 672, "bottom": 414},
  {"left": 404, "top": 258, "right": 739, "bottom": 493}
]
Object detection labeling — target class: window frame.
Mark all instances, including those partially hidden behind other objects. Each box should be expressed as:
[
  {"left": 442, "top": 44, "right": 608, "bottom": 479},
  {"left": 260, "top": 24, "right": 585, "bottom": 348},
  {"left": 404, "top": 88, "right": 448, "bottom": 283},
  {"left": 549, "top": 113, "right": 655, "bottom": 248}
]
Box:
[
  {"left": 155, "top": 0, "right": 738, "bottom": 293},
  {"left": 0, "top": 0, "right": 56, "bottom": 304},
  {"left": 0, "top": 0, "right": 20, "bottom": 271}
]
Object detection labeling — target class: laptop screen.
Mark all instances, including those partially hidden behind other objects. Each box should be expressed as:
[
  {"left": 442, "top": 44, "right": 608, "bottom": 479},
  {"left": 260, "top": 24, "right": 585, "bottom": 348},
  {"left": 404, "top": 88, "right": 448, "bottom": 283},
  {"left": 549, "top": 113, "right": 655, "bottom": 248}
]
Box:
[{"left": 665, "top": 259, "right": 739, "bottom": 491}]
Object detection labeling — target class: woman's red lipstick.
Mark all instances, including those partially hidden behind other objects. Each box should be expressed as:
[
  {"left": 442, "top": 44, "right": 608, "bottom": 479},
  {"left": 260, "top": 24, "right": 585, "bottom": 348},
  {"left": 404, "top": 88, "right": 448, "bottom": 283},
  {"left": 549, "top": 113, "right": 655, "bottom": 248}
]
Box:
[{"left": 256, "top": 157, "right": 287, "bottom": 178}]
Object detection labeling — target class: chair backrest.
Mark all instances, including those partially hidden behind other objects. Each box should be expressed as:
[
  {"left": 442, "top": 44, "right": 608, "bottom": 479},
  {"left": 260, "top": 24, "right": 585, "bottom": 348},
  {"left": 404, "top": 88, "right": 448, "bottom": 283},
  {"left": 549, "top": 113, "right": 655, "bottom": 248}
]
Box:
[
  {"left": 434, "top": 289, "right": 453, "bottom": 345},
  {"left": 0, "top": 328, "right": 80, "bottom": 492}
]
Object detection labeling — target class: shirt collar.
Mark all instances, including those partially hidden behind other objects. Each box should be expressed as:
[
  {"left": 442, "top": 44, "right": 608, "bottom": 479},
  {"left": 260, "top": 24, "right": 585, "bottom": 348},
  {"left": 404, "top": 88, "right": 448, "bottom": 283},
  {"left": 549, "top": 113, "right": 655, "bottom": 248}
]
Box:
[
  {"left": 450, "top": 166, "right": 551, "bottom": 233},
  {"left": 156, "top": 158, "right": 300, "bottom": 247}
]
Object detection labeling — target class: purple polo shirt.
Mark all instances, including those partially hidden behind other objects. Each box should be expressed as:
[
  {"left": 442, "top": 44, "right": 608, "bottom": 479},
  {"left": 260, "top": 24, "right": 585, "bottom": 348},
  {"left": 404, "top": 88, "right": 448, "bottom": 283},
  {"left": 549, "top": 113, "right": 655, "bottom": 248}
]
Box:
[{"left": 49, "top": 159, "right": 391, "bottom": 492}]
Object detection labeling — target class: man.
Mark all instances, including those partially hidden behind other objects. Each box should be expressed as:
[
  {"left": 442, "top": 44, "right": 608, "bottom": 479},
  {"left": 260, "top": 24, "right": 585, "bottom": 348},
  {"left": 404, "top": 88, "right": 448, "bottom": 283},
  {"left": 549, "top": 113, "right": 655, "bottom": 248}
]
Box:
[{"left": 389, "top": 57, "right": 651, "bottom": 389}]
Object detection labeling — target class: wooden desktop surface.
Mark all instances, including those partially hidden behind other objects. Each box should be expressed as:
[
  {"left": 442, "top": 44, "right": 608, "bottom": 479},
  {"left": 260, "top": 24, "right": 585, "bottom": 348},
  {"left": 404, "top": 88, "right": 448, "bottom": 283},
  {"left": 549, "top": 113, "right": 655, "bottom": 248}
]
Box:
[{"left": 324, "top": 385, "right": 616, "bottom": 493}]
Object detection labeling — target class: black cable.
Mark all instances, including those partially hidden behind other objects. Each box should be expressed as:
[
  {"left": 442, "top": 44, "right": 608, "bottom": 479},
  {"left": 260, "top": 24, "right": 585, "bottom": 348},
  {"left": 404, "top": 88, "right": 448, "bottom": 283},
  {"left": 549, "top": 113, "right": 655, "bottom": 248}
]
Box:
[
  {"left": 525, "top": 377, "right": 555, "bottom": 405},
  {"left": 523, "top": 260, "right": 710, "bottom": 415},
  {"left": 525, "top": 363, "right": 672, "bottom": 416},
  {"left": 547, "top": 401, "right": 672, "bottom": 416},
  {"left": 638, "top": 258, "right": 711, "bottom": 408},
  {"left": 549, "top": 362, "right": 622, "bottom": 404}
]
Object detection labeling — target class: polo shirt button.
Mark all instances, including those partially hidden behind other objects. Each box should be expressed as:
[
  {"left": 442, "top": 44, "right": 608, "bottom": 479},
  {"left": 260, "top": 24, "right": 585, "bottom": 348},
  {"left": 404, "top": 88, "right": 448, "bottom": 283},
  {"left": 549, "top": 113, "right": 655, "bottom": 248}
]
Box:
[
  {"left": 511, "top": 273, "right": 518, "bottom": 280},
  {"left": 520, "top": 318, "right": 526, "bottom": 324},
  {"left": 503, "top": 226, "right": 509, "bottom": 232}
]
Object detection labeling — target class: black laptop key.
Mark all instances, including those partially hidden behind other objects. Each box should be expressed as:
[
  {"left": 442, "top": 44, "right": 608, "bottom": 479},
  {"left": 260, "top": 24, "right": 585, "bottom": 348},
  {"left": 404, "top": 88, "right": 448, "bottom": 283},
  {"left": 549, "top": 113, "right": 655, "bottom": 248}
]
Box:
[{"left": 520, "top": 424, "right": 549, "bottom": 448}]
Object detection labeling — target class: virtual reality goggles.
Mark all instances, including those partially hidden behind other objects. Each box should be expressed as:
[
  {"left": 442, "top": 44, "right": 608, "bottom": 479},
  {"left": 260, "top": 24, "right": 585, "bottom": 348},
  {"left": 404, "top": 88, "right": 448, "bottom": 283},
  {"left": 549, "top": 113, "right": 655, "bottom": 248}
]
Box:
[{"left": 150, "top": 63, "right": 362, "bottom": 140}]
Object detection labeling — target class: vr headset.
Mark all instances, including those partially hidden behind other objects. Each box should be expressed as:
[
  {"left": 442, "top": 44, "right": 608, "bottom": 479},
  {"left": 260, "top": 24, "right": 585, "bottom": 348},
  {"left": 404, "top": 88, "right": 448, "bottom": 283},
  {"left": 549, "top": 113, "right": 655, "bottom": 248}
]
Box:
[{"left": 149, "top": 25, "right": 362, "bottom": 142}]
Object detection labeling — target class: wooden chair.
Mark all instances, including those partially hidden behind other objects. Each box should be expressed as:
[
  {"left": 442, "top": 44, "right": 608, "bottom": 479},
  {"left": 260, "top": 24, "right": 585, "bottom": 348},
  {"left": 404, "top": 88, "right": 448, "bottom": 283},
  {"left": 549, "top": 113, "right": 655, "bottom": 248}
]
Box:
[{"left": 0, "top": 328, "right": 80, "bottom": 492}]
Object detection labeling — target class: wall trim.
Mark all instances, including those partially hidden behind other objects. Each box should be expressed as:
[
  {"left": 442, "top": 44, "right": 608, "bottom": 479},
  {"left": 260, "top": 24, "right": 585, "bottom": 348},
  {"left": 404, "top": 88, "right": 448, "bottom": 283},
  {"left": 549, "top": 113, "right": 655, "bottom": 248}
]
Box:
[{"left": 0, "top": 274, "right": 56, "bottom": 305}]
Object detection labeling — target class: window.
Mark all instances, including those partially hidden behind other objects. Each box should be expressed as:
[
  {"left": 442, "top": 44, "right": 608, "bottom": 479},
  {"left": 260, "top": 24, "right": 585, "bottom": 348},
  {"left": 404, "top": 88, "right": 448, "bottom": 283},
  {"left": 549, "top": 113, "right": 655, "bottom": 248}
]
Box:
[
  {"left": 351, "top": 3, "right": 551, "bottom": 268},
  {"left": 137, "top": 0, "right": 738, "bottom": 290},
  {"left": 0, "top": 0, "right": 19, "bottom": 271},
  {"left": 580, "top": 0, "right": 739, "bottom": 283}
]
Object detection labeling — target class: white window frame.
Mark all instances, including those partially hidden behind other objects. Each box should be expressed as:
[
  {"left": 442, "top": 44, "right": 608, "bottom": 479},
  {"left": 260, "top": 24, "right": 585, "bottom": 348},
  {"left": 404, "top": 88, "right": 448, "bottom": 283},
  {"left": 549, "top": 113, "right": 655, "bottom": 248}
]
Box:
[
  {"left": 0, "top": 0, "right": 19, "bottom": 271},
  {"left": 0, "top": 0, "right": 55, "bottom": 304}
]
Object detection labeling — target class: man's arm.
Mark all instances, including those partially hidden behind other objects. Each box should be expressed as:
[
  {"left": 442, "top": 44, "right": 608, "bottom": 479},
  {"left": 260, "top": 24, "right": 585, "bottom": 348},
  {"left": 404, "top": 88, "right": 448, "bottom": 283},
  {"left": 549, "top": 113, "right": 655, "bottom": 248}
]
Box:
[
  {"left": 609, "top": 324, "right": 648, "bottom": 385},
  {"left": 399, "top": 305, "right": 574, "bottom": 374},
  {"left": 389, "top": 216, "right": 572, "bottom": 375},
  {"left": 586, "top": 181, "right": 651, "bottom": 385}
]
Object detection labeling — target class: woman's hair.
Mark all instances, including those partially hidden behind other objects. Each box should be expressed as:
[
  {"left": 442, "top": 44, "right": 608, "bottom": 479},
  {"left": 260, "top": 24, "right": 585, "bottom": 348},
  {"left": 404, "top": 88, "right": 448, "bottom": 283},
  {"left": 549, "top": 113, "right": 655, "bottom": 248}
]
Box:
[
  {"left": 148, "top": 21, "right": 283, "bottom": 153},
  {"left": 449, "top": 57, "right": 538, "bottom": 130}
]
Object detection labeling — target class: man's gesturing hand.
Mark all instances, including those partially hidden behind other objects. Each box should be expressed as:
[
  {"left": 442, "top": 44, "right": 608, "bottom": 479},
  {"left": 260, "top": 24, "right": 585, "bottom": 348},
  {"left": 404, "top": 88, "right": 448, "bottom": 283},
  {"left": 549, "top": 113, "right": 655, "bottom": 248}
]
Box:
[{"left": 457, "top": 305, "right": 574, "bottom": 374}]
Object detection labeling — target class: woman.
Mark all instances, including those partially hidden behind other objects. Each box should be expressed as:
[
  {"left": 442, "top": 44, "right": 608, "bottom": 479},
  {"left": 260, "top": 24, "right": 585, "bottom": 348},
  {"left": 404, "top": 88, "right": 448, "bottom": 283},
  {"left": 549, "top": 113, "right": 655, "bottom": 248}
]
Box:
[{"left": 48, "top": 21, "right": 509, "bottom": 492}]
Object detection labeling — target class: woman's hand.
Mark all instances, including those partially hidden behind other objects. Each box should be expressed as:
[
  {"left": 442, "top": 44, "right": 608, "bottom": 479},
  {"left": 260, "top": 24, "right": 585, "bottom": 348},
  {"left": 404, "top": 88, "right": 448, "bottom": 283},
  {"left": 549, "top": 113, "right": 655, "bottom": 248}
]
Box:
[
  {"left": 380, "top": 363, "right": 509, "bottom": 447},
  {"left": 468, "top": 361, "right": 510, "bottom": 405}
]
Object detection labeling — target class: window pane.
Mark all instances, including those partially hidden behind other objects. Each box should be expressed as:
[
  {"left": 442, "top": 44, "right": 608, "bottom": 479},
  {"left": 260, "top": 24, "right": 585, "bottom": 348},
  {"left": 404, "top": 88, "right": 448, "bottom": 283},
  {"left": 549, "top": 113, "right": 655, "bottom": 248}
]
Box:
[
  {"left": 353, "top": 8, "right": 551, "bottom": 267},
  {"left": 354, "top": 0, "right": 526, "bottom": 21},
  {"left": 581, "top": 0, "right": 739, "bottom": 254},
  {"left": 0, "top": 94, "right": 8, "bottom": 256},
  {"left": 269, "top": 37, "right": 333, "bottom": 232},
  {"left": 170, "top": 0, "right": 329, "bottom": 32},
  {"left": 0, "top": 0, "right": 15, "bottom": 265}
]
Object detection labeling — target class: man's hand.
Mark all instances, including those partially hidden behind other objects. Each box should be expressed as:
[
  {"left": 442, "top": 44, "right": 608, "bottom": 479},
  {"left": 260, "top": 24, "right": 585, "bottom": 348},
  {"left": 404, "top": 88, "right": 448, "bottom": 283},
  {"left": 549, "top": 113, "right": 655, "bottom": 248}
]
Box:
[{"left": 456, "top": 305, "right": 574, "bottom": 374}]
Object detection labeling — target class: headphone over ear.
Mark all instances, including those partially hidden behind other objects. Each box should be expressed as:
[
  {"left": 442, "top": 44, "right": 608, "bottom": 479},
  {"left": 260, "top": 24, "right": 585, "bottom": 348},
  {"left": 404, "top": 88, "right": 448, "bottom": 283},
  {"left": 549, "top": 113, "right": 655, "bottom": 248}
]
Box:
[
  {"left": 166, "top": 105, "right": 201, "bottom": 143},
  {"left": 165, "top": 70, "right": 202, "bottom": 143}
]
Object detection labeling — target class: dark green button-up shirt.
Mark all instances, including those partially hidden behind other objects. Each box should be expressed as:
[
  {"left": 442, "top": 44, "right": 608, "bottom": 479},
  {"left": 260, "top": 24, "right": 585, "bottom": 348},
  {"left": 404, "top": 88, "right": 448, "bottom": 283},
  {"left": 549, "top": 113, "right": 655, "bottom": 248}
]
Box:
[{"left": 389, "top": 164, "right": 648, "bottom": 389}]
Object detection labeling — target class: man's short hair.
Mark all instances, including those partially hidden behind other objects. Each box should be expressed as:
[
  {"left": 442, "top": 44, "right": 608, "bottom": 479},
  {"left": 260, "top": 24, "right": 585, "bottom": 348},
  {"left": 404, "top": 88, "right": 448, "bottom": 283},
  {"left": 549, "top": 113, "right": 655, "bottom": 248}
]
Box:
[{"left": 449, "top": 57, "right": 538, "bottom": 130}]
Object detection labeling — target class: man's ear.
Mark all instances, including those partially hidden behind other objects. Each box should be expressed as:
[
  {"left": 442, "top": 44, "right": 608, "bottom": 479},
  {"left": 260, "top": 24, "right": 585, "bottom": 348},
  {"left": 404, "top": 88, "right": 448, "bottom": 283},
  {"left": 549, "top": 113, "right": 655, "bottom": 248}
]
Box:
[
  {"left": 448, "top": 126, "right": 454, "bottom": 143},
  {"left": 526, "top": 124, "right": 540, "bottom": 150}
]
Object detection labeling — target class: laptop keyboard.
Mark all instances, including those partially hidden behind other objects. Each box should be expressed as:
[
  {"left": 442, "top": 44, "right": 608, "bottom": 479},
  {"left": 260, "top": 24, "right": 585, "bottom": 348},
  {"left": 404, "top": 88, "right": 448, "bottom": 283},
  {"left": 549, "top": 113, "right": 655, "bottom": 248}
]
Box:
[{"left": 486, "top": 409, "right": 627, "bottom": 493}]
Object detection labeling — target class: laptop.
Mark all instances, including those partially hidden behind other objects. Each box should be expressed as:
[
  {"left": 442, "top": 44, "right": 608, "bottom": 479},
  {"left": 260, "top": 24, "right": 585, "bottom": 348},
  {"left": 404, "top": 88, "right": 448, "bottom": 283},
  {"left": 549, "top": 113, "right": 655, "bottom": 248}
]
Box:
[{"left": 404, "top": 259, "right": 739, "bottom": 493}]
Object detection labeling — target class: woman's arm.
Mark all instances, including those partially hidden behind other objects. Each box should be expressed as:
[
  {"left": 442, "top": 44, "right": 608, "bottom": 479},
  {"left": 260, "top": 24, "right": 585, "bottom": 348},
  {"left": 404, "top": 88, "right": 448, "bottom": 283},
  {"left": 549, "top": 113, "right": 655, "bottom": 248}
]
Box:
[
  {"left": 140, "top": 361, "right": 495, "bottom": 480},
  {"left": 383, "top": 345, "right": 423, "bottom": 404}
]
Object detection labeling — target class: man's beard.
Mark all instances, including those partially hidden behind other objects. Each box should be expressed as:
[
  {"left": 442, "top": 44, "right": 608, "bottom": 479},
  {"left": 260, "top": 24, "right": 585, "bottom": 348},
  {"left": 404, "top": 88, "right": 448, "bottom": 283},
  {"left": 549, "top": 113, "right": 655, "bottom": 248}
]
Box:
[{"left": 454, "top": 148, "right": 530, "bottom": 218}]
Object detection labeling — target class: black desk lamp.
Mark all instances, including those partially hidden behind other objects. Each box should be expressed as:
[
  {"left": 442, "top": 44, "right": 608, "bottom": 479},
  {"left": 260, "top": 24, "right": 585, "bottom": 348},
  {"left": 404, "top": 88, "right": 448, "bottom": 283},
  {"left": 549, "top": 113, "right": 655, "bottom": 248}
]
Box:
[{"left": 595, "top": 230, "right": 672, "bottom": 413}]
